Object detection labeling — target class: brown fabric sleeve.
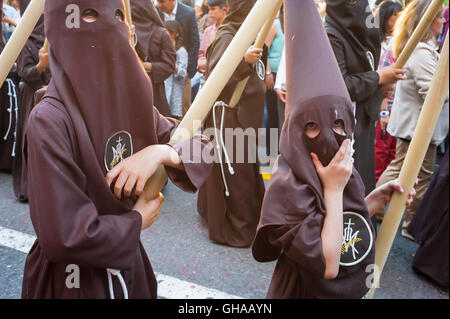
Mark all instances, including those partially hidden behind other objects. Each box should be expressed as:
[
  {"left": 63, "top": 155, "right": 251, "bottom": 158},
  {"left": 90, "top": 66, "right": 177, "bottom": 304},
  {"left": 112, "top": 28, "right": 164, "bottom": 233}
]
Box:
[
  {"left": 26, "top": 102, "right": 142, "bottom": 270},
  {"left": 153, "top": 107, "right": 214, "bottom": 192},
  {"left": 17, "top": 44, "right": 45, "bottom": 88},
  {"left": 255, "top": 162, "right": 327, "bottom": 277}
]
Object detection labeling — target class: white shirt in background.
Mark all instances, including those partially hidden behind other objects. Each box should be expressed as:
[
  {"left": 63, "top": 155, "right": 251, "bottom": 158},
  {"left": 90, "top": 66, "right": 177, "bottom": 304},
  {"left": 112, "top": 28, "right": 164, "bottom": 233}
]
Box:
[
  {"left": 161, "top": 0, "right": 178, "bottom": 21},
  {"left": 274, "top": 47, "right": 286, "bottom": 91}
]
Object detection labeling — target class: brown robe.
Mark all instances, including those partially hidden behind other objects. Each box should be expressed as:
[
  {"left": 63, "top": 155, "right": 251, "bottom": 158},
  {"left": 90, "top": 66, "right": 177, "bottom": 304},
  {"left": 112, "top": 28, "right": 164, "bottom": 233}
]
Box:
[
  {"left": 22, "top": 85, "right": 212, "bottom": 299},
  {"left": 252, "top": 0, "right": 375, "bottom": 299},
  {"left": 22, "top": 0, "right": 213, "bottom": 299},
  {"left": 0, "top": 6, "right": 18, "bottom": 171},
  {"left": 13, "top": 10, "right": 51, "bottom": 201},
  {"left": 408, "top": 149, "right": 449, "bottom": 288},
  {"left": 197, "top": 0, "right": 266, "bottom": 248}
]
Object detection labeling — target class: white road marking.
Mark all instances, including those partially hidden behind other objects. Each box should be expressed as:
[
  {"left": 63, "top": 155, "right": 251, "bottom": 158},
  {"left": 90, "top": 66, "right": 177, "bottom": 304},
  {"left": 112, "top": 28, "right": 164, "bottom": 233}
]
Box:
[
  {"left": 0, "top": 226, "right": 36, "bottom": 254},
  {"left": 0, "top": 226, "right": 242, "bottom": 299}
]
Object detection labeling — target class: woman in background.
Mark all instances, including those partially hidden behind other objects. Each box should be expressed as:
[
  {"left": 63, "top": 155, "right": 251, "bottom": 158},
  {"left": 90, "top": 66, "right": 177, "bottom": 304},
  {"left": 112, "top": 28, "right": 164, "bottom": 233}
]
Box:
[
  {"left": 374, "top": 1, "right": 403, "bottom": 187},
  {"left": 376, "top": 0, "right": 448, "bottom": 240}
]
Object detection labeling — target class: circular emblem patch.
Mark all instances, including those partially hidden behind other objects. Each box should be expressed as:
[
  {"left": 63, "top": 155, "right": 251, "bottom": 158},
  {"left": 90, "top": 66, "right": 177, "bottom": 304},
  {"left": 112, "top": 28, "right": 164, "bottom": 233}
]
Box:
[
  {"left": 340, "top": 212, "right": 373, "bottom": 267},
  {"left": 104, "top": 131, "right": 134, "bottom": 172},
  {"left": 255, "top": 59, "right": 266, "bottom": 81}
]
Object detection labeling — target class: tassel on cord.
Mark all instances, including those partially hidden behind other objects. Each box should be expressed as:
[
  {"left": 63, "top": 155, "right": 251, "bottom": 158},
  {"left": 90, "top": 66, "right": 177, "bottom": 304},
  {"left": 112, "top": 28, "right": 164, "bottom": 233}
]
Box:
[
  {"left": 3, "top": 79, "right": 13, "bottom": 141},
  {"left": 212, "top": 102, "right": 235, "bottom": 197},
  {"left": 3, "top": 79, "right": 18, "bottom": 157},
  {"left": 107, "top": 268, "right": 128, "bottom": 299}
]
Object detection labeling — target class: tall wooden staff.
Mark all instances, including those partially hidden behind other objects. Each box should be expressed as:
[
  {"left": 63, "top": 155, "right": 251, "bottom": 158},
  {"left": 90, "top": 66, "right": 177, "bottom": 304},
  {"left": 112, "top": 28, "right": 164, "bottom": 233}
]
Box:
[
  {"left": 228, "top": 0, "right": 283, "bottom": 108},
  {"left": 124, "top": 0, "right": 136, "bottom": 47},
  {"left": 382, "top": 0, "right": 445, "bottom": 90},
  {"left": 368, "top": 35, "right": 449, "bottom": 299},
  {"left": 0, "top": 0, "right": 45, "bottom": 87},
  {"left": 143, "top": 0, "right": 283, "bottom": 200},
  {"left": 124, "top": 0, "right": 133, "bottom": 27}
]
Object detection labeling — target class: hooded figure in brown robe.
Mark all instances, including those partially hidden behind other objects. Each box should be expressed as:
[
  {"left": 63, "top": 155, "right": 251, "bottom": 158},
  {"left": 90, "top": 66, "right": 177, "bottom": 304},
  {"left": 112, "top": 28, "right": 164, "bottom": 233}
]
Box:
[
  {"left": 12, "top": 0, "right": 52, "bottom": 202},
  {"left": 197, "top": 0, "right": 266, "bottom": 248},
  {"left": 22, "top": 0, "right": 212, "bottom": 299},
  {"left": 130, "top": 0, "right": 176, "bottom": 117},
  {"left": 252, "top": 0, "right": 375, "bottom": 299},
  {"left": 0, "top": 5, "right": 19, "bottom": 171}
]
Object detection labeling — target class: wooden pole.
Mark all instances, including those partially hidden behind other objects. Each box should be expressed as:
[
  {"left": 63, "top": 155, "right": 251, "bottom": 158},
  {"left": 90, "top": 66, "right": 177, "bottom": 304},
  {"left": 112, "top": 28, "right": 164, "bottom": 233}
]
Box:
[
  {"left": 124, "top": 0, "right": 133, "bottom": 27},
  {"left": 0, "top": 0, "right": 45, "bottom": 87},
  {"left": 368, "top": 35, "right": 449, "bottom": 299},
  {"left": 228, "top": 0, "right": 283, "bottom": 108},
  {"left": 143, "top": 0, "right": 282, "bottom": 200},
  {"left": 123, "top": 0, "right": 136, "bottom": 47}
]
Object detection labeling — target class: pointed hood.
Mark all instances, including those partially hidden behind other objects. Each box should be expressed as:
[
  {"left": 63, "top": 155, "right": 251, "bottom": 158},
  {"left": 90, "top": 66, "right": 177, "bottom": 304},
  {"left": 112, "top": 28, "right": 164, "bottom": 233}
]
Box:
[{"left": 252, "top": 0, "right": 374, "bottom": 299}]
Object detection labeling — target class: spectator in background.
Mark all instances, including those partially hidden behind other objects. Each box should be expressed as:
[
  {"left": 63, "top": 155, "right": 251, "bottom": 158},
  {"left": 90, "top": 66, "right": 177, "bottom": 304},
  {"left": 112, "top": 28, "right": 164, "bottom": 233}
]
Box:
[
  {"left": 197, "top": 0, "right": 227, "bottom": 75},
  {"left": 374, "top": 1, "right": 403, "bottom": 187},
  {"left": 198, "top": 0, "right": 214, "bottom": 40},
  {"left": 182, "top": 0, "right": 195, "bottom": 7},
  {"left": 264, "top": 6, "right": 284, "bottom": 158},
  {"left": 190, "top": 0, "right": 217, "bottom": 101},
  {"left": 273, "top": 47, "right": 286, "bottom": 127},
  {"left": 2, "top": 0, "right": 20, "bottom": 41},
  {"left": 194, "top": 0, "right": 203, "bottom": 18},
  {"left": 376, "top": 0, "right": 448, "bottom": 240},
  {"left": 157, "top": 0, "right": 200, "bottom": 116},
  {"left": 164, "top": 20, "right": 188, "bottom": 119},
  {"left": 131, "top": 0, "right": 176, "bottom": 117}
]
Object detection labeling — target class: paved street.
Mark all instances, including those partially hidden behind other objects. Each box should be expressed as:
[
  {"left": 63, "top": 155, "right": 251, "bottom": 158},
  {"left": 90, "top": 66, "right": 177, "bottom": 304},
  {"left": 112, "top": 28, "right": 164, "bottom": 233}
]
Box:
[{"left": 0, "top": 170, "right": 448, "bottom": 299}]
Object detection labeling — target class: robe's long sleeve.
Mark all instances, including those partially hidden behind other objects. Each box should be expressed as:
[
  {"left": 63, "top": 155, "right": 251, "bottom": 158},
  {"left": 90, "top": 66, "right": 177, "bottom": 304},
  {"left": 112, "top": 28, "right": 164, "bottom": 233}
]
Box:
[
  {"left": 17, "top": 42, "right": 50, "bottom": 90},
  {"left": 26, "top": 102, "right": 142, "bottom": 270},
  {"left": 153, "top": 107, "right": 214, "bottom": 192},
  {"left": 258, "top": 164, "right": 327, "bottom": 278}
]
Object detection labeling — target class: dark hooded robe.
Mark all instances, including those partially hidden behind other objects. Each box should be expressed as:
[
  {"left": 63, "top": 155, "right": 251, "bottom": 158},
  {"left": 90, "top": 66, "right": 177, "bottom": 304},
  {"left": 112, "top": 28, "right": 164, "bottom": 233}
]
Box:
[
  {"left": 21, "top": 0, "right": 213, "bottom": 299},
  {"left": 407, "top": 149, "right": 449, "bottom": 289},
  {"left": 196, "top": 0, "right": 266, "bottom": 248},
  {"left": 130, "top": 0, "right": 176, "bottom": 117},
  {"left": 325, "top": 0, "right": 383, "bottom": 195},
  {"left": 0, "top": 5, "right": 19, "bottom": 171},
  {"left": 12, "top": 0, "right": 51, "bottom": 201},
  {"left": 252, "top": 0, "right": 375, "bottom": 299}
]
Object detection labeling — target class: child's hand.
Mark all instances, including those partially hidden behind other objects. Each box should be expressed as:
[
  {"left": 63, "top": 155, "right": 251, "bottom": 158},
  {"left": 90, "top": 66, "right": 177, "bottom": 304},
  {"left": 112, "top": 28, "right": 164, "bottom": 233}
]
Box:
[
  {"left": 244, "top": 46, "right": 263, "bottom": 65},
  {"left": 365, "top": 180, "right": 417, "bottom": 217},
  {"left": 106, "top": 144, "right": 181, "bottom": 199},
  {"left": 311, "top": 139, "right": 353, "bottom": 193},
  {"left": 134, "top": 192, "right": 164, "bottom": 230}
]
